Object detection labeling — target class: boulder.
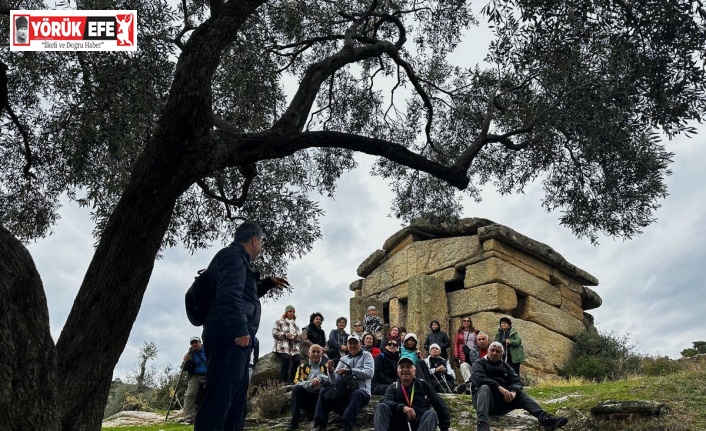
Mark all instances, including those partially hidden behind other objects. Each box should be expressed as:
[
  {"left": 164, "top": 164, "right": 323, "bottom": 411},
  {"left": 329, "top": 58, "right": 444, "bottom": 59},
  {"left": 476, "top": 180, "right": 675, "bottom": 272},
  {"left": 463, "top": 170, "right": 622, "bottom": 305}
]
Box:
[
  {"left": 464, "top": 257, "right": 561, "bottom": 306},
  {"left": 447, "top": 283, "right": 518, "bottom": 316},
  {"left": 363, "top": 236, "right": 482, "bottom": 296},
  {"left": 251, "top": 352, "right": 283, "bottom": 388},
  {"left": 591, "top": 400, "right": 670, "bottom": 418},
  {"left": 102, "top": 411, "right": 166, "bottom": 427},
  {"left": 516, "top": 296, "right": 586, "bottom": 339}
]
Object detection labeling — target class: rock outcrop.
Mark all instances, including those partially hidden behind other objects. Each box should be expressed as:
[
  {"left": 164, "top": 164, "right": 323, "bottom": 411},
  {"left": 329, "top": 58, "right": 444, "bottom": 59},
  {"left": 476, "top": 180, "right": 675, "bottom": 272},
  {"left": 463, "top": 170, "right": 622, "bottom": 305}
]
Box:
[{"left": 349, "top": 218, "right": 601, "bottom": 376}]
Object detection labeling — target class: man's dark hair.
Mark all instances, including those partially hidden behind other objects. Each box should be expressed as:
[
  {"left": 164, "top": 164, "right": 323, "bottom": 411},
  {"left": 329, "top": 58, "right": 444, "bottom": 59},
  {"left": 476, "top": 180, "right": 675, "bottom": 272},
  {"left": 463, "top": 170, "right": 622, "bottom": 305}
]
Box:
[{"left": 234, "top": 221, "right": 263, "bottom": 243}]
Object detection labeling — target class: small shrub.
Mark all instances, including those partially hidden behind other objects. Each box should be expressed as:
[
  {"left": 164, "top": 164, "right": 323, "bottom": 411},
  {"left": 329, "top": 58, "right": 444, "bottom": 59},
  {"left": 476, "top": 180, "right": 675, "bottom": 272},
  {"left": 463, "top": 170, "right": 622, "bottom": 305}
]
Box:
[
  {"left": 121, "top": 392, "right": 151, "bottom": 412},
  {"left": 639, "top": 356, "right": 682, "bottom": 376},
  {"left": 562, "top": 328, "right": 641, "bottom": 381},
  {"left": 250, "top": 380, "right": 289, "bottom": 418}
]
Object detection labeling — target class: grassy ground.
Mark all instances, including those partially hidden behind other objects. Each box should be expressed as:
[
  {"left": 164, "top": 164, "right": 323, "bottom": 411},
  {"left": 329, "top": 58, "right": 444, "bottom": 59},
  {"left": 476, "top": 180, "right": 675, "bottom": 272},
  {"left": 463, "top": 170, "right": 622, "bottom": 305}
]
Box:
[{"left": 103, "top": 359, "right": 706, "bottom": 431}]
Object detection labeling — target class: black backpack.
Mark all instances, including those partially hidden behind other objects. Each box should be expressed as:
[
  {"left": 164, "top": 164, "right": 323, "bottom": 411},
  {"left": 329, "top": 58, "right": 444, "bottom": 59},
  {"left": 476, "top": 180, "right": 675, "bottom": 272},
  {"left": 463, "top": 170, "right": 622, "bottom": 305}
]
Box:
[
  {"left": 185, "top": 269, "right": 214, "bottom": 326},
  {"left": 322, "top": 360, "right": 358, "bottom": 404}
]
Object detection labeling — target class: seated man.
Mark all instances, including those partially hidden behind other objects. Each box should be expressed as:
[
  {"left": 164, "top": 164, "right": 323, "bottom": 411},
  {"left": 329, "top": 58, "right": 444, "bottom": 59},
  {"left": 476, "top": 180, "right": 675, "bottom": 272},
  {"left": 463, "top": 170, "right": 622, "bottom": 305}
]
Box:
[
  {"left": 313, "top": 334, "right": 374, "bottom": 431},
  {"left": 286, "top": 344, "right": 329, "bottom": 431},
  {"left": 472, "top": 342, "right": 568, "bottom": 431},
  {"left": 423, "top": 343, "right": 456, "bottom": 393},
  {"left": 459, "top": 331, "right": 490, "bottom": 391},
  {"left": 374, "top": 356, "right": 451, "bottom": 431}
]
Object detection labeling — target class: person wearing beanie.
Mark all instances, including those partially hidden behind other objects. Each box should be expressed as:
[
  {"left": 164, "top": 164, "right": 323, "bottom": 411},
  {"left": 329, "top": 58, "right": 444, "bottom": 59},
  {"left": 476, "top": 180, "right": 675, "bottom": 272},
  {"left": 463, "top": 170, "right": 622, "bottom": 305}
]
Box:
[
  {"left": 494, "top": 317, "right": 524, "bottom": 376},
  {"left": 272, "top": 305, "right": 302, "bottom": 383}
]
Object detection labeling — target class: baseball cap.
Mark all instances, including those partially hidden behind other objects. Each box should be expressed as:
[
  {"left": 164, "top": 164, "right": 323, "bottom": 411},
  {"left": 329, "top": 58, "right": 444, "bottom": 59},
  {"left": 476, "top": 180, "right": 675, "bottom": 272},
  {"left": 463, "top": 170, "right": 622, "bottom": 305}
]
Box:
[
  {"left": 348, "top": 334, "right": 361, "bottom": 343},
  {"left": 190, "top": 336, "right": 202, "bottom": 343},
  {"left": 398, "top": 357, "right": 415, "bottom": 366}
]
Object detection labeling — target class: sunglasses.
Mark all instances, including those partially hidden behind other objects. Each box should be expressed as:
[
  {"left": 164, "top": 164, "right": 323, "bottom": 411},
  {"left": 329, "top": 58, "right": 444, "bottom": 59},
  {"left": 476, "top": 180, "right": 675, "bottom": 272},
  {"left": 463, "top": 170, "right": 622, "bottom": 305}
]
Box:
[
  {"left": 354, "top": 324, "right": 362, "bottom": 327},
  {"left": 386, "top": 343, "right": 398, "bottom": 347}
]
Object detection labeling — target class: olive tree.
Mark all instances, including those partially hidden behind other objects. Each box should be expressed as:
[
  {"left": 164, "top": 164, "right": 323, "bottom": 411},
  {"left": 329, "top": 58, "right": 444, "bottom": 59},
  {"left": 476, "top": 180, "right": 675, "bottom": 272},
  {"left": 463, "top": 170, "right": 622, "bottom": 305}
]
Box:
[{"left": 1, "top": 0, "right": 704, "bottom": 429}]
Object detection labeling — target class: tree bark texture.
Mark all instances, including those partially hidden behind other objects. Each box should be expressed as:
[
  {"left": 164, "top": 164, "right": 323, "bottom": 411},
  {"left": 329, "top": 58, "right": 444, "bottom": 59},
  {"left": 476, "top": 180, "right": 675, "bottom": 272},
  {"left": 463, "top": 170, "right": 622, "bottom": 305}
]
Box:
[{"left": 0, "top": 225, "right": 59, "bottom": 431}]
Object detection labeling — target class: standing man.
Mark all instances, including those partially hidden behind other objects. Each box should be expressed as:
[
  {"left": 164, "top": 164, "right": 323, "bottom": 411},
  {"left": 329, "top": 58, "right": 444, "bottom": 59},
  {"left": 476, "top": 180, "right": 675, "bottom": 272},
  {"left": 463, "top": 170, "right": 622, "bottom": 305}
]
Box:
[
  {"left": 374, "top": 356, "right": 451, "bottom": 431},
  {"left": 471, "top": 342, "right": 568, "bottom": 431},
  {"left": 183, "top": 336, "right": 208, "bottom": 424},
  {"left": 195, "top": 221, "right": 289, "bottom": 431}
]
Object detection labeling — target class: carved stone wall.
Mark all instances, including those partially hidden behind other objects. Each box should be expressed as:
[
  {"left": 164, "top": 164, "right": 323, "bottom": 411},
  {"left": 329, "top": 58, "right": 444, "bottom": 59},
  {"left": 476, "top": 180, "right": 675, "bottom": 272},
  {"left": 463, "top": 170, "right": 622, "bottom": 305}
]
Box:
[{"left": 349, "top": 218, "right": 601, "bottom": 376}]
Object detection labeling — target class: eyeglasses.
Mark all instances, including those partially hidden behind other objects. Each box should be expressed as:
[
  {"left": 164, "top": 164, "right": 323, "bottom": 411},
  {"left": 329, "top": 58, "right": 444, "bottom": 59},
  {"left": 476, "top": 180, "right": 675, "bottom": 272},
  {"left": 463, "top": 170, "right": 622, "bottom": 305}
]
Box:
[{"left": 386, "top": 343, "right": 398, "bottom": 347}]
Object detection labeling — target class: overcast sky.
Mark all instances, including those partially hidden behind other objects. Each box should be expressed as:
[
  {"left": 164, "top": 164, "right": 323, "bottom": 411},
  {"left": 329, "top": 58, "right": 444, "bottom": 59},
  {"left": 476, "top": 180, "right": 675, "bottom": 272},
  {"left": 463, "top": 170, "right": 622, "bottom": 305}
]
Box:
[{"left": 20, "top": 11, "right": 706, "bottom": 381}]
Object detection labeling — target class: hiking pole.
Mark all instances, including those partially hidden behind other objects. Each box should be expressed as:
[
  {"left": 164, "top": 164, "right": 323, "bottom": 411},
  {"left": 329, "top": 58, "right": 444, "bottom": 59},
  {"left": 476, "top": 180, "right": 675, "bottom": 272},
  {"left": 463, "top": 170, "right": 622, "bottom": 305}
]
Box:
[{"left": 165, "top": 356, "right": 188, "bottom": 422}]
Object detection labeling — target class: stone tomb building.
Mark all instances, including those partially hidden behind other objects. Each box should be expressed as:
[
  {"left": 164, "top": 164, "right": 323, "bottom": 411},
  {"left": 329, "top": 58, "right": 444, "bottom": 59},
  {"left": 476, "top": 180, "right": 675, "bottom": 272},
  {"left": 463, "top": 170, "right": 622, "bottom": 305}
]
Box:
[{"left": 349, "top": 218, "right": 602, "bottom": 376}]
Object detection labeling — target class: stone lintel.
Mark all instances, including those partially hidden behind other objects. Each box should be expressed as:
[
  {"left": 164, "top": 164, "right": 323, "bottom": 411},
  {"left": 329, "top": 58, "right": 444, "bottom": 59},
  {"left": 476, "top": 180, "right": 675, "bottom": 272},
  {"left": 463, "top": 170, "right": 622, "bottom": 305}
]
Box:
[
  {"left": 478, "top": 224, "right": 599, "bottom": 286},
  {"left": 378, "top": 282, "right": 409, "bottom": 303}
]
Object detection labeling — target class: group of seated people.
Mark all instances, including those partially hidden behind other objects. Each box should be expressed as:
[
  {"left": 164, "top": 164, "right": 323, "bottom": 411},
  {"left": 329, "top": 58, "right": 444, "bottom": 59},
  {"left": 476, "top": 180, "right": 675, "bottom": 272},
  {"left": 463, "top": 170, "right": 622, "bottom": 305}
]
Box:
[{"left": 284, "top": 314, "right": 568, "bottom": 431}]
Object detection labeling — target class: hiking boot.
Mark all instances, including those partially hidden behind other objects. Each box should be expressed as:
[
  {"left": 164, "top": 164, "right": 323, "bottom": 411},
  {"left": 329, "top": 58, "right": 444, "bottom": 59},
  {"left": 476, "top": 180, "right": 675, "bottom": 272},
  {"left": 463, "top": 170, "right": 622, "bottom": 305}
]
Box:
[
  {"left": 455, "top": 383, "right": 467, "bottom": 394},
  {"left": 476, "top": 421, "right": 491, "bottom": 431},
  {"left": 540, "top": 413, "right": 568, "bottom": 431},
  {"left": 286, "top": 422, "right": 299, "bottom": 431}
]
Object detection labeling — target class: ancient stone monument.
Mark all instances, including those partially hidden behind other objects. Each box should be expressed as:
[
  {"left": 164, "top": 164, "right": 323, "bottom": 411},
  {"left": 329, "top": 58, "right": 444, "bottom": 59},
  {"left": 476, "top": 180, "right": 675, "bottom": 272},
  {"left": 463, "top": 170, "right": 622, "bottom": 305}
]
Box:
[{"left": 349, "top": 218, "right": 601, "bottom": 376}]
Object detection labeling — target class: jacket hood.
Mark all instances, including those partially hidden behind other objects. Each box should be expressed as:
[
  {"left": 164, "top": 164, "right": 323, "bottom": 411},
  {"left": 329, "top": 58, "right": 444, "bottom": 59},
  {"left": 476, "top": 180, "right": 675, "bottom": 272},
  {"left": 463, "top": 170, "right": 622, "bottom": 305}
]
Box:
[{"left": 429, "top": 320, "right": 441, "bottom": 331}]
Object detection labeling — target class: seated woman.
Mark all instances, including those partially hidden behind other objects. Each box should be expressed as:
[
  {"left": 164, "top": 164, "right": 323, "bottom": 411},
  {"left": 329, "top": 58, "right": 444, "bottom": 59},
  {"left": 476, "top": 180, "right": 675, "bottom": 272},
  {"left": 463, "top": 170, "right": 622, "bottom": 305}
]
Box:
[
  {"left": 362, "top": 332, "right": 381, "bottom": 358},
  {"left": 371, "top": 337, "right": 400, "bottom": 395},
  {"left": 301, "top": 311, "right": 327, "bottom": 349}
]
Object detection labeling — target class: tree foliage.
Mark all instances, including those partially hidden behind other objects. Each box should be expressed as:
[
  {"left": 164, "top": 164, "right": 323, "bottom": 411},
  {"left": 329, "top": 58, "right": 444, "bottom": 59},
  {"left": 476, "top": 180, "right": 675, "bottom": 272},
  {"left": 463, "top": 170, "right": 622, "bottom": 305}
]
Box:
[
  {"left": 681, "top": 340, "right": 706, "bottom": 358},
  {"left": 1, "top": 0, "right": 705, "bottom": 429}
]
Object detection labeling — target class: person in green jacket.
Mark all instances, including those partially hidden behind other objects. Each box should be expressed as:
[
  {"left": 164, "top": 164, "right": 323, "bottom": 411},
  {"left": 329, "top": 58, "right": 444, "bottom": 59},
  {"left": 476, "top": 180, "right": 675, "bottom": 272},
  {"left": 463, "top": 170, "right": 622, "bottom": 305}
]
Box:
[{"left": 494, "top": 317, "right": 524, "bottom": 376}]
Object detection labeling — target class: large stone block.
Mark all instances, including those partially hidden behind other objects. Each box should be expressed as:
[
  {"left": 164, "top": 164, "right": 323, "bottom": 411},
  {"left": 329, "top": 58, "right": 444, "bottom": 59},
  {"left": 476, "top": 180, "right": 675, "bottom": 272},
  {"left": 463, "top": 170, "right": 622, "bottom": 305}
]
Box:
[
  {"left": 448, "top": 283, "right": 517, "bottom": 317},
  {"left": 482, "top": 239, "right": 553, "bottom": 282},
  {"left": 470, "top": 312, "right": 575, "bottom": 374},
  {"left": 477, "top": 224, "right": 598, "bottom": 286},
  {"left": 581, "top": 286, "right": 602, "bottom": 310},
  {"left": 430, "top": 267, "right": 463, "bottom": 283},
  {"left": 388, "top": 297, "right": 407, "bottom": 328},
  {"left": 516, "top": 296, "right": 585, "bottom": 339},
  {"left": 363, "top": 236, "right": 482, "bottom": 296},
  {"left": 464, "top": 257, "right": 561, "bottom": 306},
  {"left": 357, "top": 249, "right": 386, "bottom": 277},
  {"left": 349, "top": 279, "right": 363, "bottom": 292},
  {"left": 406, "top": 274, "right": 449, "bottom": 340},
  {"left": 560, "top": 299, "right": 585, "bottom": 321}
]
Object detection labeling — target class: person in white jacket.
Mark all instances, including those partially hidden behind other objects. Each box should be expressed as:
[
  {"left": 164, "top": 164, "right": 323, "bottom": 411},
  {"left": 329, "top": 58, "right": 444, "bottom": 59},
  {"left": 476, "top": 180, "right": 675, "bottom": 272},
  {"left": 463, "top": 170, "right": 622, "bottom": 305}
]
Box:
[{"left": 312, "top": 334, "right": 374, "bottom": 431}]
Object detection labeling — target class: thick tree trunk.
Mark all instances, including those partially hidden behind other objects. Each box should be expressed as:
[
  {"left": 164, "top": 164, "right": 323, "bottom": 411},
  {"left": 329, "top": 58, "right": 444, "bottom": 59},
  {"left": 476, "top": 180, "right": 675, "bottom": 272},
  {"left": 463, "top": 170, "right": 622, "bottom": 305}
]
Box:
[
  {"left": 0, "top": 225, "right": 59, "bottom": 431},
  {"left": 54, "top": 147, "right": 195, "bottom": 430}
]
